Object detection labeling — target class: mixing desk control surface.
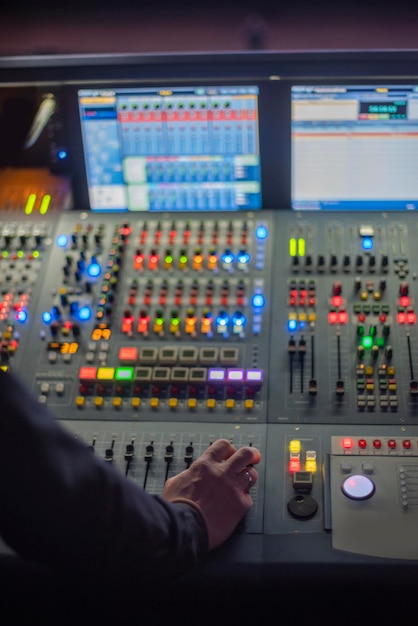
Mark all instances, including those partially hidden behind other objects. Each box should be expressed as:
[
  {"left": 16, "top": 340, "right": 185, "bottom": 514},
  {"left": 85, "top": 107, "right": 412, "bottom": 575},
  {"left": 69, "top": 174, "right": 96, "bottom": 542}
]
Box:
[{"left": 2, "top": 203, "right": 418, "bottom": 569}]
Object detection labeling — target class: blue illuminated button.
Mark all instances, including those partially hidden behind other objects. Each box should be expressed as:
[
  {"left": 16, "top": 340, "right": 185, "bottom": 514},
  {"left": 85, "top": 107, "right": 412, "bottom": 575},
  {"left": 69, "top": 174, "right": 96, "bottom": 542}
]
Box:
[
  {"left": 341, "top": 474, "right": 375, "bottom": 500},
  {"left": 362, "top": 237, "right": 373, "bottom": 251},
  {"left": 255, "top": 225, "right": 268, "bottom": 240},
  {"left": 56, "top": 234, "right": 68, "bottom": 248},
  {"left": 87, "top": 259, "right": 101, "bottom": 278},
  {"left": 42, "top": 311, "right": 53, "bottom": 324},
  {"left": 252, "top": 294, "right": 265, "bottom": 309},
  {"left": 78, "top": 306, "right": 92, "bottom": 321},
  {"left": 287, "top": 319, "right": 297, "bottom": 332},
  {"left": 236, "top": 250, "right": 250, "bottom": 269},
  {"left": 16, "top": 310, "right": 28, "bottom": 323}
]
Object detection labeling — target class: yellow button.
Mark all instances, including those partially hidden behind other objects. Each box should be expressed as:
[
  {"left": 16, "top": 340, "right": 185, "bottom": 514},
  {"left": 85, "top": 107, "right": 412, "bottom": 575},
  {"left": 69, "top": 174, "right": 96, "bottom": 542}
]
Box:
[
  {"left": 308, "top": 312, "right": 317, "bottom": 322},
  {"left": 206, "top": 398, "right": 216, "bottom": 409},
  {"left": 388, "top": 383, "right": 397, "bottom": 391},
  {"left": 150, "top": 397, "right": 159, "bottom": 408},
  {"left": 360, "top": 291, "right": 368, "bottom": 301},
  {"left": 168, "top": 397, "right": 178, "bottom": 408},
  {"left": 373, "top": 291, "right": 381, "bottom": 301},
  {"left": 365, "top": 366, "right": 374, "bottom": 376},
  {"left": 288, "top": 312, "right": 297, "bottom": 321},
  {"left": 94, "top": 396, "right": 104, "bottom": 408},
  {"left": 298, "top": 312, "right": 307, "bottom": 321},
  {"left": 289, "top": 439, "right": 301, "bottom": 453},
  {"left": 188, "top": 398, "right": 197, "bottom": 409},
  {"left": 112, "top": 397, "right": 123, "bottom": 408},
  {"left": 97, "top": 367, "right": 115, "bottom": 380},
  {"left": 75, "top": 396, "right": 85, "bottom": 408},
  {"left": 225, "top": 398, "right": 235, "bottom": 409},
  {"left": 305, "top": 459, "right": 317, "bottom": 473},
  {"left": 244, "top": 399, "right": 254, "bottom": 410},
  {"left": 387, "top": 366, "right": 396, "bottom": 376},
  {"left": 131, "top": 397, "right": 141, "bottom": 409}
]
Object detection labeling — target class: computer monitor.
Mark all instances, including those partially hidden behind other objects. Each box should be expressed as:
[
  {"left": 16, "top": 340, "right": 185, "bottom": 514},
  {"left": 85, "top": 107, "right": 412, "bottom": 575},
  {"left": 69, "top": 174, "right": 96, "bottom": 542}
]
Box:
[
  {"left": 77, "top": 85, "right": 262, "bottom": 212},
  {"left": 291, "top": 84, "right": 418, "bottom": 211}
]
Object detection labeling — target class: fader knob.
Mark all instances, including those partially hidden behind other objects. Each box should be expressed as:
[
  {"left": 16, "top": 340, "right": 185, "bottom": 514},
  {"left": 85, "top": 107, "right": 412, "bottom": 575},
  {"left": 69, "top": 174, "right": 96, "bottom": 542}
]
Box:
[
  {"left": 291, "top": 256, "right": 300, "bottom": 271},
  {"left": 104, "top": 448, "right": 114, "bottom": 463},
  {"left": 399, "top": 282, "right": 409, "bottom": 297},
  {"left": 385, "top": 345, "right": 393, "bottom": 359},
  {"left": 125, "top": 444, "right": 134, "bottom": 461},
  {"left": 371, "top": 345, "right": 379, "bottom": 359},
  {"left": 317, "top": 255, "right": 325, "bottom": 271},
  {"left": 336, "top": 379, "right": 345, "bottom": 396},
  {"left": 309, "top": 379, "right": 317, "bottom": 396}
]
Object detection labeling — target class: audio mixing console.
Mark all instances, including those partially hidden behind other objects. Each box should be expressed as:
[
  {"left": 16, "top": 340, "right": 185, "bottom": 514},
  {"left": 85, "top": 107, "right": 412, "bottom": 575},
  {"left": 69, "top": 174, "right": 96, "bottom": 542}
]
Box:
[
  {"left": 3, "top": 50, "right": 418, "bottom": 595},
  {"left": 0, "top": 200, "right": 418, "bottom": 567}
]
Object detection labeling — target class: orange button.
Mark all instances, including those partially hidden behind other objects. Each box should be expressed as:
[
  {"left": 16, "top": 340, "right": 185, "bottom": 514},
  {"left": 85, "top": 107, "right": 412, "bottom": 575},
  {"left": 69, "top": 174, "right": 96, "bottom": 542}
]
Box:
[
  {"left": 79, "top": 367, "right": 97, "bottom": 381},
  {"left": 118, "top": 346, "right": 138, "bottom": 363}
]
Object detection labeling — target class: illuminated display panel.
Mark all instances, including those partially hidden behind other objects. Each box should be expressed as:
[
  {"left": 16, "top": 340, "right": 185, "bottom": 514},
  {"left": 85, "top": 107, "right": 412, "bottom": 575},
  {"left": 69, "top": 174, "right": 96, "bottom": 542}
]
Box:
[
  {"left": 291, "top": 84, "right": 418, "bottom": 211},
  {"left": 77, "top": 85, "right": 261, "bottom": 212}
]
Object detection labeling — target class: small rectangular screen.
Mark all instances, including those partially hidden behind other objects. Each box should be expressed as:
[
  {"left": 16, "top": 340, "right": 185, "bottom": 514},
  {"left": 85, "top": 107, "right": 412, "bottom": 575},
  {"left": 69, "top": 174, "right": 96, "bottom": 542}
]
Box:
[
  {"left": 291, "top": 84, "right": 418, "bottom": 211},
  {"left": 77, "top": 85, "right": 261, "bottom": 212}
]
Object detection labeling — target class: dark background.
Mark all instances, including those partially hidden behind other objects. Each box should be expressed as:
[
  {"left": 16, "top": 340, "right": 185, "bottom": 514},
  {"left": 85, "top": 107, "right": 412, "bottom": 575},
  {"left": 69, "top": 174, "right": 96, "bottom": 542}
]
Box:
[{"left": 0, "top": 0, "right": 417, "bottom": 56}]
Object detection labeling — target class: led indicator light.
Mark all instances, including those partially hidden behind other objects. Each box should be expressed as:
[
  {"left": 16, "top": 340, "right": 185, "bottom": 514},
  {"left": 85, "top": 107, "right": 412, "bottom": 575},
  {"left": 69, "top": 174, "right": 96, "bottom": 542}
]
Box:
[
  {"left": 255, "top": 225, "right": 268, "bottom": 240},
  {"left": 16, "top": 309, "right": 28, "bottom": 323},
  {"left": 25, "top": 194, "right": 37, "bottom": 215},
  {"left": 252, "top": 293, "right": 265, "bottom": 309},
  {"left": 361, "top": 336, "right": 373, "bottom": 349},
  {"left": 39, "top": 194, "right": 51, "bottom": 215},
  {"left": 362, "top": 237, "right": 373, "bottom": 250},
  {"left": 42, "top": 311, "right": 52, "bottom": 324},
  {"left": 56, "top": 234, "right": 68, "bottom": 248},
  {"left": 78, "top": 306, "right": 92, "bottom": 321},
  {"left": 297, "top": 238, "right": 306, "bottom": 257},
  {"left": 87, "top": 262, "right": 101, "bottom": 278},
  {"left": 287, "top": 319, "right": 297, "bottom": 332},
  {"left": 289, "top": 238, "right": 297, "bottom": 257}
]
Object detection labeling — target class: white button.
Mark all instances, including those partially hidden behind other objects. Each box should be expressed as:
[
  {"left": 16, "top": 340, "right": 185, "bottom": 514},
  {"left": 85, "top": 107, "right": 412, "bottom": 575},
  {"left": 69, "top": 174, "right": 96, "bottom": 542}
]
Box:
[{"left": 341, "top": 474, "right": 375, "bottom": 500}]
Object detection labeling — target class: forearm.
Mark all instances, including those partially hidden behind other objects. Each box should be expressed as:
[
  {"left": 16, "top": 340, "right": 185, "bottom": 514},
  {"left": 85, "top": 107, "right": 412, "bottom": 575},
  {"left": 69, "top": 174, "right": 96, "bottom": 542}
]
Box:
[{"left": 0, "top": 371, "right": 208, "bottom": 583}]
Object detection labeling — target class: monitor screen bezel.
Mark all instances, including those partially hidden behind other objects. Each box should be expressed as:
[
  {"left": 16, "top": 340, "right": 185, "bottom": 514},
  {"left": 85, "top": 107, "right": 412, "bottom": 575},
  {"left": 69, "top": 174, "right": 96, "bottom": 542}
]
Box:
[{"left": 63, "top": 77, "right": 288, "bottom": 213}]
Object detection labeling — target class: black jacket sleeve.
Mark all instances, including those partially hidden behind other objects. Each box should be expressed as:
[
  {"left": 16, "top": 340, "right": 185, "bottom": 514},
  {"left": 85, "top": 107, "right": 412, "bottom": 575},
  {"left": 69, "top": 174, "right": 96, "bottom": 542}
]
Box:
[{"left": 0, "top": 370, "right": 208, "bottom": 586}]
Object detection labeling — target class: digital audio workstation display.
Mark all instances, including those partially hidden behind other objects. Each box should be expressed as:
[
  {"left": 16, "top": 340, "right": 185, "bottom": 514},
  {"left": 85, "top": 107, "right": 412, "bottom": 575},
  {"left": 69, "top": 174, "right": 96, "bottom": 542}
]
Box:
[
  {"left": 291, "top": 84, "right": 418, "bottom": 211},
  {"left": 77, "top": 86, "right": 261, "bottom": 212}
]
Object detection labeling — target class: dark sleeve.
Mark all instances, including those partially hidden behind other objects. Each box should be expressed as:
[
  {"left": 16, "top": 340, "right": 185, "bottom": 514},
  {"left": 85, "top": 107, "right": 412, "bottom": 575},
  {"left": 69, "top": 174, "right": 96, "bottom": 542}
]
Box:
[{"left": 0, "top": 370, "right": 208, "bottom": 585}]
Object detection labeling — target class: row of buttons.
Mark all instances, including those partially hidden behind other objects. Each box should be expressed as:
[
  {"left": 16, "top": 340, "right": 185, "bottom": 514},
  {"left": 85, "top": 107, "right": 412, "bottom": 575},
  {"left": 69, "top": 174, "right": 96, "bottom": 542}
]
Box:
[{"left": 75, "top": 395, "right": 258, "bottom": 411}]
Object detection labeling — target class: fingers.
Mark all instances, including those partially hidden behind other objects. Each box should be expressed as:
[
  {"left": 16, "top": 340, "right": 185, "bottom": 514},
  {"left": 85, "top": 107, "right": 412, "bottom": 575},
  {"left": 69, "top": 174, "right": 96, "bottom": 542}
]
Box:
[
  {"left": 224, "top": 444, "right": 261, "bottom": 474},
  {"left": 201, "top": 439, "right": 261, "bottom": 468},
  {"left": 201, "top": 438, "right": 237, "bottom": 463}
]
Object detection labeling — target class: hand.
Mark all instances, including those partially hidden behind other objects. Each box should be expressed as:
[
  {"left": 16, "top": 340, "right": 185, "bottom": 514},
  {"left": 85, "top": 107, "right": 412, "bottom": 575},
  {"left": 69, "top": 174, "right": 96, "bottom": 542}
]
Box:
[{"left": 162, "top": 438, "right": 261, "bottom": 550}]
